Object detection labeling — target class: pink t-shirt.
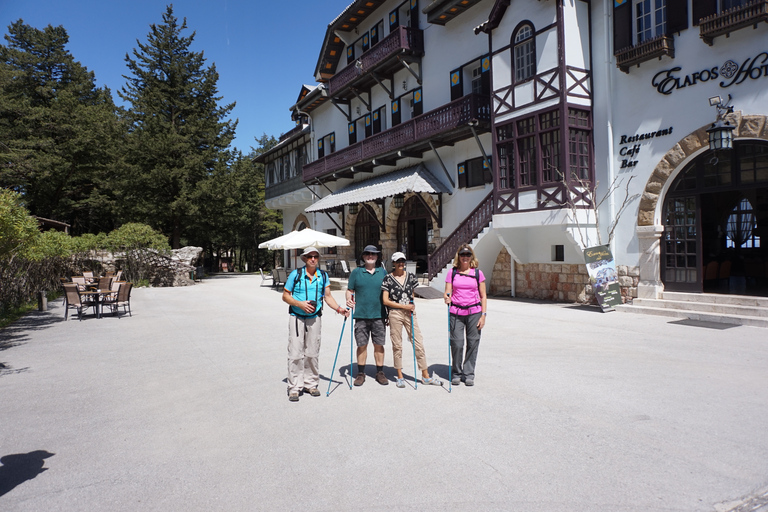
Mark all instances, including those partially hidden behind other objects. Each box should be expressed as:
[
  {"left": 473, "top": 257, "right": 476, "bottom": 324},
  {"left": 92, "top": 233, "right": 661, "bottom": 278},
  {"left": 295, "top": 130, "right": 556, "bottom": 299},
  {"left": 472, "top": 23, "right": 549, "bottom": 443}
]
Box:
[{"left": 445, "top": 268, "right": 484, "bottom": 315}]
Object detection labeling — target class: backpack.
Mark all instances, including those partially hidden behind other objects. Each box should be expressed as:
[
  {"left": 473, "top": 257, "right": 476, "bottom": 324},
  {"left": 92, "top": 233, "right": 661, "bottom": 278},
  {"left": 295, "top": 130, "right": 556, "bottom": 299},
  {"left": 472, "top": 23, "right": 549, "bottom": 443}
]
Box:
[
  {"left": 289, "top": 266, "right": 328, "bottom": 317},
  {"left": 450, "top": 268, "right": 481, "bottom": 310}
]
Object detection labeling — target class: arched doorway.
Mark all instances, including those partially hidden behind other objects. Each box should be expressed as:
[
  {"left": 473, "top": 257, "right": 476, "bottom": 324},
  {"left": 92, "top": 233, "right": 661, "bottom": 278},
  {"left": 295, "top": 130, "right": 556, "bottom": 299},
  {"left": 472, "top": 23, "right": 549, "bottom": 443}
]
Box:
[
  {"left": 354, "top": 205, "right": 380, "bottom": 257},
  {"left": 397, "top": 196, "right": 433, "bottom": 274},
  {"left": 662, "top": 141, "right": 768, "bottom": 294}
]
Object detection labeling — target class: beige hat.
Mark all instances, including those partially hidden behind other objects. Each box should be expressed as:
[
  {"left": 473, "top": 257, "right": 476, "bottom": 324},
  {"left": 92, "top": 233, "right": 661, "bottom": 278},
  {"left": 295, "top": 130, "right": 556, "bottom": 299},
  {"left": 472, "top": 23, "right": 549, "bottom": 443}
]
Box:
[{"left": 301, "top": 246, "right": 320, "bottom": 260}]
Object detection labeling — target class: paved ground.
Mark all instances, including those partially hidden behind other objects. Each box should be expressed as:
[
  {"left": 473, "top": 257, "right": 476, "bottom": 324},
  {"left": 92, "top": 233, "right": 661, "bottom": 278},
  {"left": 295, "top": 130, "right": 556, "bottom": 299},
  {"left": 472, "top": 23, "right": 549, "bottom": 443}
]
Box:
[{"left": 1, "top": 274, "right": 768, "bottom": 511}]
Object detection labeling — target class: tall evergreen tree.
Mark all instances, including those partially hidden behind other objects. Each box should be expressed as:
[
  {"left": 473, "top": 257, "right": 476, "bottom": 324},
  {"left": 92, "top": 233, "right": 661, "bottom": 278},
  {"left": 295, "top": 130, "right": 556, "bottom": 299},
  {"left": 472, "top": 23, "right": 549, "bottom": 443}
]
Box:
[
  {"left": 0, "top": 20, "right": 123, "bottom": 234},
  {"left": 119, "top": 5, "right": 236, "bottom": 248}
]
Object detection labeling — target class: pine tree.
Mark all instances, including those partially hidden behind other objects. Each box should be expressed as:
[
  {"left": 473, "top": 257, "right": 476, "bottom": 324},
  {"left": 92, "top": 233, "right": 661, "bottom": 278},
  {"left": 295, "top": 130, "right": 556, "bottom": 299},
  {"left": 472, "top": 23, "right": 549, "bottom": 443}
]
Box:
[
  {"left": 119, "top": 5, "right": 236, "bottom": 248},
  {"left": 0, "top": 20, "right": 123, "bottom": 234}
]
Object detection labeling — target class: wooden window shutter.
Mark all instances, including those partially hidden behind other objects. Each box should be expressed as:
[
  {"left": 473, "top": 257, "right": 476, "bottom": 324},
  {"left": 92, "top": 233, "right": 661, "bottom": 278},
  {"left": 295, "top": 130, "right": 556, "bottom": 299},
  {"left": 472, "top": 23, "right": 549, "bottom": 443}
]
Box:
[
  {"left": 412, "top": 88, "right": 423, "bottom": 116},
  {"left": 318, "top": 139, "right": 324, "bottom": 159},
  {"left": 481, "top": 56, "right": 491, "bottom": 96},
  {"left": 365, "top": 115, "right": 372, "bottom": 138},
  {"left": 458, "top": 162, "right": 468, "bottom": 188},
  {"left": 613, "top": 1, "right": 632, "bottom": 52},
  {"left": 371, "top": 25, "right": 379, "bottom": 46},
  {"left": 692, "top": 0, "right": 717, "bottom": 26},
  {"left": 410, "top": 0, "right": 419, "bottom": 29},
  {"left": 389, "top": 9, "right": 399, "bottom": 30},
  {"left": 666, "top": 0, "right": 688, "bottom": 34},
  {"left": 348, "top": 122, "right": 356, "bottom": 145},
  {"left": 483, "top": 158, "right": 493, "bottom": 184},
  {"left": 347, "top": 45, "right": 355, "bottom": 65},
  {"left": 392, "top": 99, "right": 401, "bottom": 126},
  {"left": 450, "top": 68, "right": 463, "bottom": 101},
  {"left": 373, "top": 108, "right": 382, "bottom": 134},
  {"left": 362, "top": 33, "right": 370, "bottom": 53}
]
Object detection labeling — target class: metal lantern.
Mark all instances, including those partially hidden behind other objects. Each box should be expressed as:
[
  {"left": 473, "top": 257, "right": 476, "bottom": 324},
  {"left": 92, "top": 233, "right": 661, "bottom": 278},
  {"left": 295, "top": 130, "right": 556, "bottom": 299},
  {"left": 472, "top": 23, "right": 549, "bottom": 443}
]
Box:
[
  {"left": 393, "top": 194, "right": 404, "bottom": 208},
  {"left": 707, "top": 119, "right": 735, "bottom": 151}
]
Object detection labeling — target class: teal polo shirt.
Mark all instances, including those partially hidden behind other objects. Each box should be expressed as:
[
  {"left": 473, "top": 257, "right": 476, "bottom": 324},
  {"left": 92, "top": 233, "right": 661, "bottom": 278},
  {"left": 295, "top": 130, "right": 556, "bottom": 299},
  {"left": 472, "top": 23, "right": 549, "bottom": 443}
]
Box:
[{"left": 347, "top": 266, "right": 386, "bottom": 319}]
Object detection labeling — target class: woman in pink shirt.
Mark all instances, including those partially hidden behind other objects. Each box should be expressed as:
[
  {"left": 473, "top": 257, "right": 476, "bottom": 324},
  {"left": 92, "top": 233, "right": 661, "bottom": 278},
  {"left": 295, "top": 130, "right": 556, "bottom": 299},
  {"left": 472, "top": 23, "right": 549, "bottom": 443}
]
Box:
[{"left": 443, "top": 244, "right": 487, "bottom": 386}]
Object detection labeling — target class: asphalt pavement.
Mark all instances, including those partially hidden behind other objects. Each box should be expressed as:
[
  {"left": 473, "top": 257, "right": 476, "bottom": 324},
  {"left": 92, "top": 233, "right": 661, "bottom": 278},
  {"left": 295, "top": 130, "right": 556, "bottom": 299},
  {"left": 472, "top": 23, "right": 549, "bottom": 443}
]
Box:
[{"left": 1, "top": 273, "right": 767, "bottom": 511}]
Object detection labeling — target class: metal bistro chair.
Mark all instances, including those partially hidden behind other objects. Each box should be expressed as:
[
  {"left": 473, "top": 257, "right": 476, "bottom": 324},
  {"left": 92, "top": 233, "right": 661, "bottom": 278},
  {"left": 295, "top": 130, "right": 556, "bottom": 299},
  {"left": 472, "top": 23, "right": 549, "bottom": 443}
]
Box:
[
  {"left": 62, "top": 283, "right": 92, "bottom": 321},
  {"left": 97, "top": 276, "right": 113, "bottom": 291},
  {"left": 259, "top": 268, "right": 273, "bottom": 287},
  {"left": 103, "top": 282, "right": 133, "bottom": 318}
]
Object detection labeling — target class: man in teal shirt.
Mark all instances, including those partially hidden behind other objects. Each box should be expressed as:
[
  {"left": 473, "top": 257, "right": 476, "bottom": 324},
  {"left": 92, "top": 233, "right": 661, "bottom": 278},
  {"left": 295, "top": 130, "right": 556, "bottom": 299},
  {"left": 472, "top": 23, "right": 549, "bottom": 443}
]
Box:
[{"left": 345, "top": 245, "right": 388, "bottom": 386}]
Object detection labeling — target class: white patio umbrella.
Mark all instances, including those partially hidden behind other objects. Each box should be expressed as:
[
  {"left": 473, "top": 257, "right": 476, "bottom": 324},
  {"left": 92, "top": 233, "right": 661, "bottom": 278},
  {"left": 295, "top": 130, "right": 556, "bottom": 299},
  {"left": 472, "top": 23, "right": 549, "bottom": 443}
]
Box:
[{"left": 258, "top": 228, "right": 350, "bottom": 250}]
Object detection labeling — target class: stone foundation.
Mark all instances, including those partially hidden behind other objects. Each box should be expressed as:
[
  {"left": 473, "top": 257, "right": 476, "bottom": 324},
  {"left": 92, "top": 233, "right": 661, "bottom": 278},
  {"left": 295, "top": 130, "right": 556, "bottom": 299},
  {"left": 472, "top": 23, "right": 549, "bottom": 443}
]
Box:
[{"left": 488, "top": 250, "right": 639, "bottom": 304}]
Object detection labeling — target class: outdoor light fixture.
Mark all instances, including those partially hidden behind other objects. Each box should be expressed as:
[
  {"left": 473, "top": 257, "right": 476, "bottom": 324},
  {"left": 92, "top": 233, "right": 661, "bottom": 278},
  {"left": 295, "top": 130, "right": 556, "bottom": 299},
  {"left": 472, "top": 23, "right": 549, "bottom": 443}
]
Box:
[
  {"left": 402, "top": 80, "right": 408, "bottom": 91},
  {"left": 393, "top": 194, "right": 404, "bottom": 208},
  {"left": 349, "top": 203, "right": 358, "bottom": 214},
  {"left": 706, "top": 94, "right": 735, "bottom": 152}
]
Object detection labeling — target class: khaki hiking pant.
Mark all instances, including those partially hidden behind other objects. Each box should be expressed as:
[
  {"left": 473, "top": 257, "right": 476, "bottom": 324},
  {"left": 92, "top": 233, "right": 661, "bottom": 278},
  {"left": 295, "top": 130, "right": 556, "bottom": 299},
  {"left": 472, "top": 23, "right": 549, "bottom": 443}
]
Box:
[
  {"left": 287, "top": 314, "right": 322, "bottom": 394},
  {"left": 388, "top": 308, "right": 427, "bottom": 372}
]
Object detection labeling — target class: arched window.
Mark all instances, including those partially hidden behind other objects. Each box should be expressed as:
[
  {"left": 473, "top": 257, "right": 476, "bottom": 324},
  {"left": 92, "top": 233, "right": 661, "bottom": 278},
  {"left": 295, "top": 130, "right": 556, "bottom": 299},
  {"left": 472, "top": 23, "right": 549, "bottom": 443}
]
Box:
[{"left": 513, "top": 23, "right": 535, "bottom": 82}]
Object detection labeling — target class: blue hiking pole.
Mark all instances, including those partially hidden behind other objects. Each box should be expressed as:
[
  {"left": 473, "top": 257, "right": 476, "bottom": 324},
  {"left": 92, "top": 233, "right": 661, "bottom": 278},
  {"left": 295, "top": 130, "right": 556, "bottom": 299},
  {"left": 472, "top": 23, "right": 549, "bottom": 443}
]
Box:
[
  {"left": 349, "top": 292, "right": 354, "bottom": 390},
  {"left": 447, "top": 292, "right": 452, "bottom": 393},
  {"left": 411, "top": 299, "right": 417, "bottom": 390},
  {"left": 326, "top": 312, "right": 349, "bottom": 397}
]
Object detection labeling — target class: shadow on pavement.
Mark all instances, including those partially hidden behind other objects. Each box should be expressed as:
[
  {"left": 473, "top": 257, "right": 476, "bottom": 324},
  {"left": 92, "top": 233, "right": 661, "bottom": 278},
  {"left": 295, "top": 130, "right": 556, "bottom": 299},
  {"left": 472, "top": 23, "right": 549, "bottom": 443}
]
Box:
[
  {"left": 1, "top": 302, "right": 65, "bottom": 376},
  {"left": 0, "top": 450, "right": 55, "bottom": 497}
]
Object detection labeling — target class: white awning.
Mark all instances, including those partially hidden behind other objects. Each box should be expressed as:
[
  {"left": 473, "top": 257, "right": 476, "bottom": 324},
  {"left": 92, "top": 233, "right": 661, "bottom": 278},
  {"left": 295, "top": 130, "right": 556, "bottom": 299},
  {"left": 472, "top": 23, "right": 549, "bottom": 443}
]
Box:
[{"left": 305, "top": 164, "right": 450, "bottom": 212}]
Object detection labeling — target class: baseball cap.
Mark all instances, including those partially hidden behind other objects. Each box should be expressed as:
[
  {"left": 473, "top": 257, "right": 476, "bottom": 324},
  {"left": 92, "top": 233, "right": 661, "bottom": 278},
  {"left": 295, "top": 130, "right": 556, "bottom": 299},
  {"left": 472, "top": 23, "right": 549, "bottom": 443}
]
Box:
[
  {"left": 362, "top": 245, "right": 380, "bottom": 254},
  {"left": 391, "top": 251, "right": 406, "bottom": 262},
  {"left": 301, "top": 246, "right": 320, "bottom": 258}
]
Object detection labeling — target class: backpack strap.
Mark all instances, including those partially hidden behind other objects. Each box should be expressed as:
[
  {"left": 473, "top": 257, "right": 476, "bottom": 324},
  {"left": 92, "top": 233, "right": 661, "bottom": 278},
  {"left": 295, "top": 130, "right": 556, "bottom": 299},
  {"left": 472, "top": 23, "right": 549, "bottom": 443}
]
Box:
[{"left": 451, "top": 267, "right": 480, "bottom": 292}]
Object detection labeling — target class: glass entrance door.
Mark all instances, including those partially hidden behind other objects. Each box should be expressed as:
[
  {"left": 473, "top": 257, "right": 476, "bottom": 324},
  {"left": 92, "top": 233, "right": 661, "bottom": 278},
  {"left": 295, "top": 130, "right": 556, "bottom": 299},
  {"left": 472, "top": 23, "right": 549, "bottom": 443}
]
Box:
[{"left": 663, "top": 195, "right": 701, "bottom": 292}]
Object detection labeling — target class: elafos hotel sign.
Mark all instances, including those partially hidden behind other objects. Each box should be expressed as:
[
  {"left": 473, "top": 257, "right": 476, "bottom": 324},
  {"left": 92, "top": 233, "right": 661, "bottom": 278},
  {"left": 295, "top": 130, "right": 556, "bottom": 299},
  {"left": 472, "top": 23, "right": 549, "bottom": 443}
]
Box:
[{"left": 652, "top": 51, "right": 768, "bottom": 95}]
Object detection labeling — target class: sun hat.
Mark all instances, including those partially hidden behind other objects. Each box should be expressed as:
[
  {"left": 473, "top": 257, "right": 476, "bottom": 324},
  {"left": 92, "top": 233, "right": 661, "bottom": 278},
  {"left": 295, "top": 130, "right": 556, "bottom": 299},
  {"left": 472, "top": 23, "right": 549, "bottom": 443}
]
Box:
[
  {"left": 362, "top": 245, "right": 380, "bottom": 254},
  {"left": 391, "top": 251, "right": 406, "bottom": 262},
  {"left": 458, "top": 245, "right": 473, "bottom": 255},
  {"left": 301, "top": 246, "right": 320, "bottom": 259}
]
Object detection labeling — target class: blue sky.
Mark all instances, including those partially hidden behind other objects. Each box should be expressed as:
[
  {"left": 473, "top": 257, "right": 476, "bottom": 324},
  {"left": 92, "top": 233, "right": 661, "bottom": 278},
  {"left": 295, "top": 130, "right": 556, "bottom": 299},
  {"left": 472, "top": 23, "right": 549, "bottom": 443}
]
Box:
[{"left": 0, "top": 0, "right": 351, "bottom": 154}]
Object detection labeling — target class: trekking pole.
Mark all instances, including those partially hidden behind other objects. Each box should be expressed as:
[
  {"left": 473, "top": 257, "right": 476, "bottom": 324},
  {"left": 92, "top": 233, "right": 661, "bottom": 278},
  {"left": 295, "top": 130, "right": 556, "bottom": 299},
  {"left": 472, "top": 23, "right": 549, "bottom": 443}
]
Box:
[
  {"left": 411, "top": 299, "right": 417, "bottom": 390},
  {"left": 447, "top": 292, "right": 452, "bottom": 393},
  {"left": 349, "top": 292, "right": 354, "bottom": 390},
  {"left": 326, "top": 312, "right": 349, "bottom": 397}
]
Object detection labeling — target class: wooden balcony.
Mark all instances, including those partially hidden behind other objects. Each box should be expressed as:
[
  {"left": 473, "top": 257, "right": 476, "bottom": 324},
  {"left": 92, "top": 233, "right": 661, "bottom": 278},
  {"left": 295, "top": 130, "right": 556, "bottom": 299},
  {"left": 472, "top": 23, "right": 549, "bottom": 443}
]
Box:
[
  {"left": 265, "top": 174, "right": 305, "bottom": 201},
  {"left": 614, "top": 35, "right": 675, "bottom": 73},
  {"left": 303, "top": 93, "right": 490, "bottom": 183},
  {"left": 327, "top": 26, "right": 424, "bottom": 100},
  {"left": 700, "top": 0, "right": 768, "bottom": 45}
]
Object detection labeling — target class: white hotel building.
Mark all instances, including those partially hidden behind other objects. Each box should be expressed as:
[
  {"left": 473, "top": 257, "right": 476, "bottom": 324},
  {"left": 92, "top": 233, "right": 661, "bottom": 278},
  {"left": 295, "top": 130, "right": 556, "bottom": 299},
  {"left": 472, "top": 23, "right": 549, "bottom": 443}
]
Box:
[{"left": 258, "top": 0, "right": 768, "bottom": 302}]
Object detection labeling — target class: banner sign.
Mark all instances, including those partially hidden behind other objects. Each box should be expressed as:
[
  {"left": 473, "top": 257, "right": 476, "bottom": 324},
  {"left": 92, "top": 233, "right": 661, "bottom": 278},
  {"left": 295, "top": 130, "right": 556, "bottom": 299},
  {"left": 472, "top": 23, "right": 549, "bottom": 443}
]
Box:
[{"left": 584, "top": 246, "right": 622, "bottom": 312}]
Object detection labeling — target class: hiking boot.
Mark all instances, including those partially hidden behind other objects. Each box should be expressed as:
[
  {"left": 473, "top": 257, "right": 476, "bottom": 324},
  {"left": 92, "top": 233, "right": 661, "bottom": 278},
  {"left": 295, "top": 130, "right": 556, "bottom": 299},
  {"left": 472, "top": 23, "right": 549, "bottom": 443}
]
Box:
[
  {"left": 288, "top": 392, "right": 299, "bottom": 402},
  {"left": 465, "top": 379, "right": 475, "bottom": 387},
  {"left": 451, "top": 377, "right": 461, "bottom": 386},
  {"left": 375, "top": 371, "right": 389, "bottom": 385},
  {"left": 354, "top": 373, "right": 366, "bottom": 386},
  {"left": 302, "top": 387, "right": 321, "bottom": 397}
]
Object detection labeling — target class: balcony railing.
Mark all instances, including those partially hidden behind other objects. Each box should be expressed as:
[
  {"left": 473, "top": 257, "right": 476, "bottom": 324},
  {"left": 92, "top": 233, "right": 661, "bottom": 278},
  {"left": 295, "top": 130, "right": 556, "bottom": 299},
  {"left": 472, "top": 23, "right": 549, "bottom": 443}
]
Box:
[
  {"left": 328, "top": 26, "right": 424, "bottom": 97},
  {"left": 265, "top": 174, "right": 305, "bottom": 201},
  {"left": 700, "top": 0, "right": 768, "bottom": 45},
  {"left": 303, "top": 93, "right": 490, "bottom": 183},
  {"left": 614, "top": 35, "right": 675, "bottom": 73},
  {"left": 427, "top": 191, "right": 493, "bottom": 279}
]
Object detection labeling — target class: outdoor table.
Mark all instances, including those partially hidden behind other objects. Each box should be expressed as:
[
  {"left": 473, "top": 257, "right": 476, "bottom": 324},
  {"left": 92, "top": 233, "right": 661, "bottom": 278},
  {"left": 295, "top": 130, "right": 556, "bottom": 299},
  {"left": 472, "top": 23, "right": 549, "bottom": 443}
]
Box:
[{"left": 80, "top": 289, "right": 115, "bottom": 319}]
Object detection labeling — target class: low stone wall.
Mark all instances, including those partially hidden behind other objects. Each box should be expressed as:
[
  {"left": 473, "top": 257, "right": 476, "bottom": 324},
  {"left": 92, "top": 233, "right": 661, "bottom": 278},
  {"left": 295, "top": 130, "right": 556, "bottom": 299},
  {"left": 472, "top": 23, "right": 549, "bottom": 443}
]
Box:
[{"left": 488, "top": 250, "right": 639, "bottom": 304}]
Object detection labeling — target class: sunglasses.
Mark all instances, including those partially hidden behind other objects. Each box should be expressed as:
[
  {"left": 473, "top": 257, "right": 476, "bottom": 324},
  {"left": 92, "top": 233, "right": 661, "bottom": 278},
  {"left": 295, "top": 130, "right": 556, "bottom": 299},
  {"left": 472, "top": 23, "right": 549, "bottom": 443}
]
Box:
[
  {"left": 305, "top": 254, "right": 319, "bottom": 260},
  {"left": 363, "top": 252, "right": 376, "bottom": 256},
  {"left": 459, "top": 252, "right": 472, "bottom": 257},
  {"left": 395, "top": 259, "right": 406, "bottom": 263}
]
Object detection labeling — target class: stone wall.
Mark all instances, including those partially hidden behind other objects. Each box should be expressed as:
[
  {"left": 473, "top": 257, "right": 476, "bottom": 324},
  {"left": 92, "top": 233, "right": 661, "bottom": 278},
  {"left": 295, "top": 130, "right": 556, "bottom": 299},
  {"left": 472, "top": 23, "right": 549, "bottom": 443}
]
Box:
[{"left": 487, "top": 249, "right": 639, "bottom": 304}]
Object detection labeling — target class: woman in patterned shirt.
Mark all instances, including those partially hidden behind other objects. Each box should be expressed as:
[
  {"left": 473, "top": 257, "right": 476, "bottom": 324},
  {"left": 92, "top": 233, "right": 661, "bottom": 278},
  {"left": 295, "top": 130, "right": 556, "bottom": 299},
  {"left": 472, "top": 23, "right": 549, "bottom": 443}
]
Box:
[{"left": 382, "top": 252, "right": 441, "bottom": 388}]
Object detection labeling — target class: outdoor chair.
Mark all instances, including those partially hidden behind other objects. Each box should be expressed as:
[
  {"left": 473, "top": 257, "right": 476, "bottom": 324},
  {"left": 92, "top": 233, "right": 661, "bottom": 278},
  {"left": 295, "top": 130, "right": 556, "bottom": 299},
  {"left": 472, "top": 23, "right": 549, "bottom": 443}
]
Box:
[
  {"left": 62, "top": 283, "right": 91, "bottom": 321},
  {"left": 103, "top": 282, "right": 133, "bottom": 318},
  {"left": 406, "top": 261, "right": 417, "bottom": 276},
  {"left": 348, "top": 261, "right": 357, "bottom": 272},
  {"left": 98, "top": 276, "right": 113, "bottom": 291},
  {"left": 83, "top": 271, "right": 94, "bottom": 282},
  {"left": 259, "top": 268, "right": 273, "bottom": 287},
  {"left": 114, "top": 270, "right": 123, "bottom": 281},
  {"left": 340, "top": 260, "right": 350, "bottom": 277},
  {"left": 72, "top": 276, "right": 87, "bottom": 291},
  {"left": 276, "top": 268, "right": 288, "bottom": 288}
]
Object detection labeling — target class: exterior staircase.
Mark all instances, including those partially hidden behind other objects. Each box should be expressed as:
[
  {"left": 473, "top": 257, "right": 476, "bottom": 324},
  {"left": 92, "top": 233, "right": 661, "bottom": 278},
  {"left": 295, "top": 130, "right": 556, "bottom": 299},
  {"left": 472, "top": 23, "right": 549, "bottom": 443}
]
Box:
[{"left": 616, "top": 291, "right": 768, "bottom": 328}]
